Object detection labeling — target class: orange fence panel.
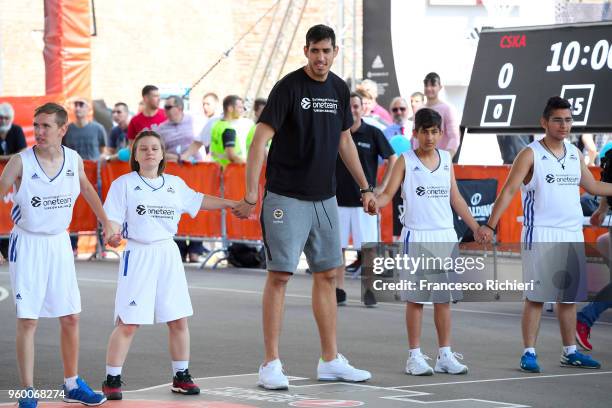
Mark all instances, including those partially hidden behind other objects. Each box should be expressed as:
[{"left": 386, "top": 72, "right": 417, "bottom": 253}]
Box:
[
  {"left": 0, "top": 162, "right": 12, "bottom": 235},
  {"left": 223, "top": 163, "right": 266, "bottom": 241},
  {"left": 68, "top": 160, "right": 97, "bottom": 232}
]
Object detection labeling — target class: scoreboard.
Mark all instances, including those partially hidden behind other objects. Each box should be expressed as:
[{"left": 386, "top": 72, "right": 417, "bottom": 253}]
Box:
[{"left": 462, "top": 22, "right": 612, "bottom": 134}]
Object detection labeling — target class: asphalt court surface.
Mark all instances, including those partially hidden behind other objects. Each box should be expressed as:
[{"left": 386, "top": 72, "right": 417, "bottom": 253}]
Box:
[{"left": 0, "top": 261, "right": 611, "bottom": 407}]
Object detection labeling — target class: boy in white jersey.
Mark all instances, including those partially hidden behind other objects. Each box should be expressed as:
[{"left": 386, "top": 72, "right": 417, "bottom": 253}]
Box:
[
  {"left": 0, "top": 103, "right": 117, "bottom": 408},
  {"left": 479, "top": 97, "right": 610, "bottom": 372},
  {"left": 375, "top": 108, "right": 483, "bottom": 376},
  {"left": 100, "top": 130, "right": 238, "bottom": 400}
]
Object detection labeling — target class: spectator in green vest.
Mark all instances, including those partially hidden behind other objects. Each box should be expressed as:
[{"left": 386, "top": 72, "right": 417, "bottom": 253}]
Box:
[{"left": 210, "top": 95, "right": 244, "bottom": 166}]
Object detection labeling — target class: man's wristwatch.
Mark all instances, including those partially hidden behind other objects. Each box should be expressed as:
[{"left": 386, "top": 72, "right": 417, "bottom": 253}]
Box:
[{"left": 360, "top": 185, "right": 375, "bottom": 194}]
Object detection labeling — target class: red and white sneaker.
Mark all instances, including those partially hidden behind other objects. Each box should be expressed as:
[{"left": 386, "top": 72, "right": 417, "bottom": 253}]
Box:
[
  {"left": 576, "top": 320, "right": 592, "bottom": 351},
  {"left": 171, "top": 369, "right": 200, "bottom": 395}
]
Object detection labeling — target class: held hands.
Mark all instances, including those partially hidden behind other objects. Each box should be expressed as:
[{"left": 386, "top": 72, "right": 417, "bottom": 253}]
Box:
[
  {"left": 233, "top": 196, "right": 257, "bottom": 219},
  {"left": 475, "top": 224, "right": 494, "bottom": 244},
  {"left": 590, "top": 207, "right": 607, "bottom": 227},
  {"left": 362, "top": 192, "right": 377, "bottom": 215},
  {"left": 103, "top": 221, "right": 122, "bottom": 248}
]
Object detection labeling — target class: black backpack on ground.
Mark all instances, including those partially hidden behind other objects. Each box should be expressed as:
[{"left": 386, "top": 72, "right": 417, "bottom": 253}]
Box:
[{"left": 227, "top": 243, "right": 266, "bottom": 269}]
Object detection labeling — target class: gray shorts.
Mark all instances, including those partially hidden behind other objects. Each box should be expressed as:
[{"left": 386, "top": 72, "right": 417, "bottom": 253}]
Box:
[{"left": 260, "top": 191, "right": 343, "bottom": 273}]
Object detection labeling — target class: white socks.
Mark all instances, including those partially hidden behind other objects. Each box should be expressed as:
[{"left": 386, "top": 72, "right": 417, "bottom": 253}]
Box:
[
  {"left": 409, "top": 348, "right": 422, "bottom": 358},
  {"left": 64, "top": 376, "right": 78, "bottom": 391},
  {"left": 172, "top": 360, "right": 189, "bottom": 375},
  {"left": 563, "top": 345, "right": 577, "bottom": 355},
  {"left": 106, "top": 365, "right": 122, "bottom": 376}
]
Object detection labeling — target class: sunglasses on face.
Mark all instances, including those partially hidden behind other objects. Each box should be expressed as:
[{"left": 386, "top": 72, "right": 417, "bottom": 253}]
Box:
[
  {"left": 0, "top": 116, "right": 10, "bottom": 120},
  {"left": 164, "top": 105, "right": 175, "bottom": 110},
  {"left": 392, "top": 107, "right": 407, "bottom": 113},
  {"left": 74, "top": 101, "right": 86, "bottom": 107}
]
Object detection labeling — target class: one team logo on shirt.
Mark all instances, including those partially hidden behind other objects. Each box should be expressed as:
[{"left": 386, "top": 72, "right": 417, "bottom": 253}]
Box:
[
  {"left": 546, "top": 174, "right": 555, "bottom": 183},
  {"left": 545, "top": 173, "right": 580, "bottom": 186},
  {"left": 66, "top": 169, "right": 74, "bottom": 177},
  {"left": 416, "top": 186, "right": 426, "bottom": 196},
  {"left": 31, "top": 196, "right": 42, "bottom": 207},
  {"left": 301, "top": 98, "right": 311, "bottom": 109},
  {"left": 167, "top": 186, "right": 175, "bottom": 194},
  {"left": 136, "top": 204, "right": 147, "bottom": 215},
  {"left": 31, "top": 173, "right": 40, "bottom": 180},
  {"left": 415, "top": 185, "right": 450, "bottom": 198},
  {"left": 300, "top": 97, "right": 339, "bottom": 114}
]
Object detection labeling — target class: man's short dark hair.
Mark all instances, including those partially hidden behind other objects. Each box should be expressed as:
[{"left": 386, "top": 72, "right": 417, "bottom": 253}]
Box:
[
  {"left": 142, "top": 85, "right": 158, "bottom": 97},
  {"left": 542, "top": 96, "right": 571, "bottom": 120},
  {"left": 253, "top": 98, "right": 267, "bottom": 112},
  {"left": 114, "top": 102, "right": 128, "bottom": 112},
  {"left": 223, "top": 95, "right": 242, "bottom": 113},
  {"left": 34, "top": 102, "right": 68, "bottom": 126},
  {"left": 305, "top": 24, "right": 336, "bottom": 48},
  {"left": 350, "top": 92, "right": 362, "bottom": 104},
  {"left": 423, "top": 72, "right": 441, "bottom": 86},
  {"left": 414, "top": 108, "right": 442, "bottom": 131}
]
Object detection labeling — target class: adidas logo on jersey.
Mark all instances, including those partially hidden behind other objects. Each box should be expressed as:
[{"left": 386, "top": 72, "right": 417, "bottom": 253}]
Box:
[
  {"left": 167, "top": 186, "right": 175, "bottom": 194},
  {"left": 66, "top": 169, "right": 74, "bottom": 176},
  {"left": 134, "top": 186, "right": 142, "bottom": 191},
  {"left": 16, "top": 293, "right": 22, "bottom": 300},
  {"left": 31, "top": 173, "right": 40, "bottom": 179},
  {"left": 413, "top": 166, "right": 421, "bottom": 171},
  {"left": 129, "top": 300, "right": 137, "bottom": 306},
  {"left": 542, "top": 155, "right": 548, "bottom": 160}
]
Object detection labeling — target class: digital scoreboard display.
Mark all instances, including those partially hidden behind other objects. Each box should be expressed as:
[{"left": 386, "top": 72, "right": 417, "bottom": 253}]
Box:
[{"left": 462, "top": 22, "right": 612, "bottom": 134}]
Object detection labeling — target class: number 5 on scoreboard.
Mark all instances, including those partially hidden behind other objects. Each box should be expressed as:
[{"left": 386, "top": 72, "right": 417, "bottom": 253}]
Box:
[{"left": 560, "top": 84, "right": 594, "bottom": 126}]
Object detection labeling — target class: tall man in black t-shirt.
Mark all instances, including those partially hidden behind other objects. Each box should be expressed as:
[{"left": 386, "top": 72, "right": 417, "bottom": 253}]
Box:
[
  {"left": 234, "top": 25, "right": 375, "bottom": 390},
  {"left": 335, "top": 92, "right": 396, "bottom": 305}
]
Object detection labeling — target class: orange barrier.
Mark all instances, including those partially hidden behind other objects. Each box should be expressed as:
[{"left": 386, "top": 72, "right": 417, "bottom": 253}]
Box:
[
  {"left": 223, "top": 163, "right": 266, "bottom": 240},
  {"left": 99, "top": 161, "right": 223, "bottom": 238},
  {"left": 0, "top": 162, "right": 11, "bottom": 234},
  {"left": 2, "top": 160, "right": 607, "bottom": 244}
]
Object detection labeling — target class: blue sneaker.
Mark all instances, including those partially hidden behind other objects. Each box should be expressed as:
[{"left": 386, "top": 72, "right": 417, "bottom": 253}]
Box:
[
  {"left": 63, "top": 377, "right": 107, "bottom": 406},
  {"left": 18, "top": 387, "right": 37, "bottom": 408},
  {"left": 520, "top": 352, "right": 541, "bottom": 373},
  {"left": 561, "top": 351, "right": 601, "bottom": 369}
]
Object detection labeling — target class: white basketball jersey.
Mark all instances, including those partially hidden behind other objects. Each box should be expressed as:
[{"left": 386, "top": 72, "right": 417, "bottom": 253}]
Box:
[
  {"left": 521, "top": 141, "right": 582, "bottom": 231},
  {"left": 104, "top": 172, "right": 203, "bottom": 244},
  {"left": 11, "top": 146, "right": 80, "bottom": 234},
  {"left": 401, "top": 149, "right": 454, "bottom": 230}
]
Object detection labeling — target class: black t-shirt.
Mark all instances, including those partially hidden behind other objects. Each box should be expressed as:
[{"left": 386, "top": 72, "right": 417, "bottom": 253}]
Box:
[
  {"left": 259, "top": 67, "right": 352, "bottom": 201},
  {"left": 336, "top": 122, "right": 394, "bottom": 207},
  {"left": 0, "top": 124, "right": 27, "bottom": 156}
]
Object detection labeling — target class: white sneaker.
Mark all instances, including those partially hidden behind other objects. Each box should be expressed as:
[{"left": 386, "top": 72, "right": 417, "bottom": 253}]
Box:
[
  {"left": 406, "top": 354, "right": 434, "bottom": 376},
  {"left": 434, "top": 352, "right": 468, "bottom": 374},
  {"left": 317, "top": 353, "right": 372, "bottom": 382},
  {"left": 257, "top": 359, "right": 289, "bottom": 389}
]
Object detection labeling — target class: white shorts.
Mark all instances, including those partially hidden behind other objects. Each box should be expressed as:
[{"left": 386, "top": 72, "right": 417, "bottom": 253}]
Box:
[
  {"left": 338, "top": 207, "right": 378, "bottom": 249},
  {"left": 399, "top": 228, "right": 461, "bottom": 303},
  {"left": 114, "top": 239, "right": 193, "bottom": 325},
  {"left": 8, "top": 226, "right": 81, "bottom": 319},
  {"left": 521, "top": 226, "right": 587, "bottom": 303}
]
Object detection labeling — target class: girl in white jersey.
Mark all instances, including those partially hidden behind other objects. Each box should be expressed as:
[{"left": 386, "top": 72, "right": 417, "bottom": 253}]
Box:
[
  {"left": 375, "top": 108, "right": 482, "bottom": 376},
  {"left": 101, "top": 130, "right": 238, "bottom": 400}
]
